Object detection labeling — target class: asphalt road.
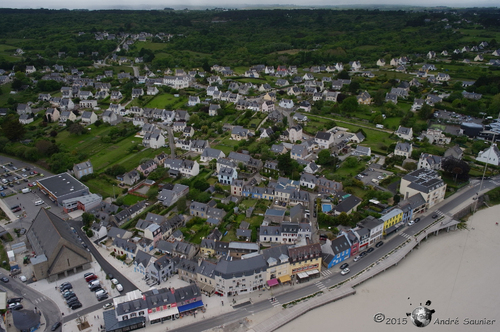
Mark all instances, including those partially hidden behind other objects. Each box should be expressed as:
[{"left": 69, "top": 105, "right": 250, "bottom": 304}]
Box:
[
  {"left": 171, "top": 177, "right": 498, "bottom": 332},
  {"left": 0, "top": 269, "right": 62, "bottom": 330}
]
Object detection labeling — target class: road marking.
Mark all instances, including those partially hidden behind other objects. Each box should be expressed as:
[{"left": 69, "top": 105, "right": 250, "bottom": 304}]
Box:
[
  {"left": 400, "top": 233, "right": 412, "bottom": 239},
  {"left": 321, "top": 270, "right": 333, "bottom": 277},
  {"left": 269, "top": 298, "right": 280, "bottom": 307},
  {"left": 315, "top": 281, "right": 327, "bottom": 290}
]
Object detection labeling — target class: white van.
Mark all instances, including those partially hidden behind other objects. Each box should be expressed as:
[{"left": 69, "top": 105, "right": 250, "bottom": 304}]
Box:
[
  {"left": 95, "top": 289, "right": 107, "bottom": 298},
  {"left": 88, "top": 280, "right": 100, "bottom": 288},
  {"left": 34, "top": 200, "right": 44, "bottom": 206}
]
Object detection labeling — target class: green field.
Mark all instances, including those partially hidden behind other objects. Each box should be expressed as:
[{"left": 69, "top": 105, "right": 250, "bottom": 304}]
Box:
[{"left": 145, "top": 94, "right": 188, "bottom": 109}]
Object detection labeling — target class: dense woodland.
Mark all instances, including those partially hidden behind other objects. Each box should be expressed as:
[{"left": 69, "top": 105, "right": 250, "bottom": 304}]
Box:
[{"left": 0, "top": 8, "right": 500, "bottom": 70}]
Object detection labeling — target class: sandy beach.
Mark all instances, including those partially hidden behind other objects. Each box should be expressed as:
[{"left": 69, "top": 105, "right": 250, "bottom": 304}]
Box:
[{"left": 275, "top": 206, "right": 500, "bottom": 332}]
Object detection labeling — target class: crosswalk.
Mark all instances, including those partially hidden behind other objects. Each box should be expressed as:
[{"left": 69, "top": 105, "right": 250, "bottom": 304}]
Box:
[
  {"left": 400, "top": 232, "right": 412, "bottom": 239},
  {"left": 32, "top": 296, "right": 47, "bottom": 304},
  {"left": 321, "top": 269, "right": 333, "bottom": 277},
  {"left": 315, "top": 281, "right": 327, "bottom": 291},
  {"left": 269, "top": 297, "right": 281, "bottom": 307}
]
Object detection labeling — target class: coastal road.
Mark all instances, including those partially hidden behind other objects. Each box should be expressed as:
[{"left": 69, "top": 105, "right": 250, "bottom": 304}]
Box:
[
  {"left": 0, "top": 269, "right": 62, "bottom": 331},
  {"left": 172, "top": 177, "right": 498, "bottom": 332}
]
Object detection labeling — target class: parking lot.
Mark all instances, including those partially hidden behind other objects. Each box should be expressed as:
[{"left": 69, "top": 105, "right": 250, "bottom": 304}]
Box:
[
  {"left": 356, "top": 167, "right": 394, "bottom": 186},
  {"left": 28, "top": 260, "right": 119, "bottom": 314}
]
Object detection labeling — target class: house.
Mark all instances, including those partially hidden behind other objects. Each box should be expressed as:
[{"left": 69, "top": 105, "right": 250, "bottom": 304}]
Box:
[
  {"left": 231, "top": 126, "right": 251, "bottom": 141},
  {"left": 293, "top": 113, "right": 308, "bottom": 123},
  {"left": 147, "top": 86, "right": 159, "bottom": 95},
  {"left": 352, "top": 145, "right": 371, "bottom": 157},
  {"left": 260, "top": 127, "right": 274, "bottom": 140},
  {"left": 156, "top": 240, "right": 198, "bottom": 259},
  {"left": 395, "top": 126, "right": 413, "bottom": 140},
  {"left": 143, "top": 130, "right": 165, "bottom": 149},
  {"left": 418, "top": 153, "right": 442, "bottom": 170},
  {"left": 59, "top": 110, "right": 77, "bottom": 123},
  {"left": 304, "top": 161, "right": 320, "bottom": 174},
  {"left": 399, "top": 169, "right": 446, "bottom": 208},
  {"left": 315, "top": 132, "right": 333, "bottom": 149},
  {"left": 380, "top": 208, "right": 404, "bottom": 236},
  {"left": 261, "top": 100, "right": 275, "bottom": 113},
  {"left": 27, "top": 209, "right": 92, "bottom": 281},
  {"left": 117, "top": 170, "right": 140, "bottom": 186},
  {"left": 110, "top": 91, "right": 123, "bottom": 100},
  {"left": 287, "top": 86, "right": 302, "bottom": 96},
  {"left": 190, "top": 201, "right": 226, "bottom": 221},
  {"left": 73, "top": 160, "right": 93, "bottom": 179},
  {"left": 137, "top": 159, "right": 157, "bottom": 175},
  {"left": 357, "top": 91, "right": 371, "bottom": 105},
  {"left": 288, "top": 243, "right": 322, "bottom": 280},
  {"left": 316, "top": 176, "right": 342, "bottom": 194},
  {"left": 218, "top": 167, "right": 237, "bottom": 185},
  {"left": 208, "top": 104, "right": 220, "bottom": 116},
  {"left": 279, "top": 99, "right": 294, "bottom": 109},
  {"left": 45, "top": 108, "right": 60, "bottom": 122},
  {"left": 476, "top": 144, "right": 500, "bottom": 166},
  {"left": 164, "top": 158, "right": 200, "bottom": 177},
  {"left": 300, "top": 173, "right": 317, "bottom": 189},
  {"left": 436, "top": 73, "right": 450, "bottom": 82},
  {"left": 17, "top": 104, "right": 32, "bottom": 115},
  {"left": 356, "top": 215, "right": 384, "bottom": 248},
  {"left": 188, "top": 96, "right": 200, "bottom": 106},
  {"left": 444, "top": 145, "right": 463, "bottom": 160},
  {"left": 333, "top": 195, "right": 362, "bottom": 215},
  {"left": 394, "top": 142, "right": 413, "bottom": 158},
  {"left": 200, "top": 148, "right": 225, "bottom": 163},
  {"left": 288, "top": 125, "right": 303, "bottom": 143},
  {"left": 157, "top": 184, "right": 189, "bottom": 207},
  {"left": 214, "top": 254, "right": 267, "bottom": 296},
  {"left": 183, "top": 126, "right": 195, "bottom": 138},
  {"left": 102, "top": 111, "right": 121, "bottom": 125},
  {"left": 350, "top": 132, "right": 365, "bottom": 143},
  {"left": 290, "top": 144, "right": 308, "bottom": 160},
  {"left": 268, "top": 110, "right": 283, "bottom": 123},
  {"left": 321, "top": 235, "right": 351, "bottom": 269},
  {"left": 376, "top": 59, "right": 386, "bottom": 66},
  {"left": 421, "top": 129, "right": 451, "bottom": 145},
  {"left": 81, "top": 111, "right": 98, "bottom": 125},
  {"left": 385, "top": 93, "right": 398, "bottom": 104}
]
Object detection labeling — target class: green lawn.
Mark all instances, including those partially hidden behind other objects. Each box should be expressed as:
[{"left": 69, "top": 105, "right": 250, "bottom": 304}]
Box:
[
  {"left": 85, "top": 178, "right": 116, "bottom": 198},
  {"left": 122, "top": 194, "right": 146, "bottom": 205},
  {"left": 145, "top": 94, "right": 188, "bottom": 109}
]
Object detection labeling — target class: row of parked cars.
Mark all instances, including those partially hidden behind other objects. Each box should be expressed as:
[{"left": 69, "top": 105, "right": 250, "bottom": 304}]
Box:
[
  {"left": 60, "top": 282, "right": 82, "bottom": 310},
  {"left": 7, "top": 297, "right": 23, "bottom": 311},
  {"left": 85, "top": 272, "right": 109, "bottom": 301}
]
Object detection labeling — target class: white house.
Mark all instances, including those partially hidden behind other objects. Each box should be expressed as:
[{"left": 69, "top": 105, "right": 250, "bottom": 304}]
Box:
[
  {"left": 476, "top": 144, "right": 500, "bottom": 166},
  {"left": 394, "top": 142, "right": 413, "bottom": 158}
]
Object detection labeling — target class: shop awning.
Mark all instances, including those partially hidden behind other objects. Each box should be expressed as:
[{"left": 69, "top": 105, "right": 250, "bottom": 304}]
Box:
[
  {"left": 148, "top": 307, "right": 179, "bottom": 321},
  {"left": 307, "top": 269, "right": 320, "bottom": 276},
  {"left": 297, "top": 272, "right": 309, "bottom": 279},
  {"left": 178, "top": 300, "right": 204, "bottom": 313},
  {"left": 199, "top": 284, "right": 215, "bottom": 294},
  {"left": 278, "top": 275, "right": 291, "bottom": 283},
  {"left": 267, "top": 279, "right": 279, "bottom": 287}
]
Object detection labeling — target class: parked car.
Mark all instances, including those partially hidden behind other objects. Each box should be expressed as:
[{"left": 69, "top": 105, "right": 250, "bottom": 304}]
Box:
[
  {"left": 85, "top": 274, "right": 97, "bottom": 282},
  {"left": 375, "top": 241, "right": 384, "bottom": 248},
  {"left": 84, "top": 272, "right": 94, "bottom": 278},
  {"left": 340, "top": 263, "right": 349, "bottom": 270},
  {"left": 51, "top": 322, "right": 62, "bottom": 331},
  {"left": 8, "top": 302, "right": 20, "bottom": 309},
  {"left": 359, "top": 251, "right": 367, "bottom": 257},
  {"left": 116, "top": 284, "right": 123, "bottom": 292},
  {"left": 414, "top": 218, "right": 421, "bottom": 223},
  {"left": 60, "top": 284, "right": 72, "bottom": 292},
  {"left": 70, "top": 302, "right": 82, "bottom": 310},
  {"left": 97, "top": 294, "right": 109, "bottom": 301},
  {"left": 408, "top": 220, "right": 415, "bottom": 226},
  {"left": 103, "top": 303, "right": 114, "bottom": 310},
  {"left": 7, "top": 298, "right": 23, "bottom": 304},
  {"left": 341, "top": 268, "right": 350, "bottom": 275},
  {"left": 10, "top": 304, "right": 23, "bottom": 311},
  {"left": 353, "top": 256, "right": 361, "bottom": 262},
  {"left": 367, "top": 247, "right": 375, "bottom": 253},
  {"left": 1, "top": 277, "right": 9, "bottom": 283}
]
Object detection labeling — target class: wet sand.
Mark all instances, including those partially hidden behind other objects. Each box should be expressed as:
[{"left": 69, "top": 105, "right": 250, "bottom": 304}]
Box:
[{"left": 275, "top": 206, "right": 500, "bottom": 332}]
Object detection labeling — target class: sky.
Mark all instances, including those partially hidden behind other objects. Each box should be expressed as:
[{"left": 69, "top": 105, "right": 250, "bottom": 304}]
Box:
[{"left": 0, "top": 0, "right": 498, "bottom": 10}]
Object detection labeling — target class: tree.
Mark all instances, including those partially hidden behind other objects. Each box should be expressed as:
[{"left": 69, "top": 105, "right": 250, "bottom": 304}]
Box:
[
  {"left": 441, "top": 157, "right": 470, "bottom": 182},
  {"left": 177, "top": 196, "right": 187, "bottom": 213},
  {"left": 1, "top": 115, "right": 25, "bottom": 141},
  {"left": 277, "top": 153, "right": 293, "bottom": 176},
  {"left": 68, "top": 123, "right": 86, "bottom": 135},
  {"left": 418, "top": 104, "right": 433, "bottom": 120},
  {"left": 340, "top": 96, "right": 359, "bottom": 114},
  {"left": 82, "top": 212, "right": 95, "bottom": 227},
  {"left": 317, "top": 149, "right": 332, "bottom": 165},
  {"left": 403, "top": 162, "right": 417, "bottom": 171}
]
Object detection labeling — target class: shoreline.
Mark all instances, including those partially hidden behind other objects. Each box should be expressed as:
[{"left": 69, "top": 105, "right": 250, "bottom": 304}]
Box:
[{"left": 272, "top": 206, "right": 500, "bottom": 332}]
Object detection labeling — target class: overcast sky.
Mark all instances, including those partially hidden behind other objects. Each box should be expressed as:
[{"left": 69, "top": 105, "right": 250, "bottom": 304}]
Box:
[{"left": 0, "top": 0, "right": 498, "bottom": 9}]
